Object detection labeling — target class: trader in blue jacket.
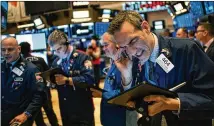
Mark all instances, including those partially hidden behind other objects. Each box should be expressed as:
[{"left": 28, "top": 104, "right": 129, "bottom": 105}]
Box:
[
  {"left": 1, "top": 37, "right": 44, "bottom": 126},
  {"left": 108, "top": 10, "right": 214, "bottom": 126},
  {"left": 91, "top": 32, "right": 140, "bottom": 126},
  {"left": 48, "top": 30, "right": 95, "bottom": 126}
]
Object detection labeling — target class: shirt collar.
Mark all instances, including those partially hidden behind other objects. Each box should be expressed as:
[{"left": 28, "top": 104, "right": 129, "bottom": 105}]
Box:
[
  {"left": 10, "top": 55, "right": 20, "bottom": 67},
  {"left": 62, "top": 46, "right": 73, "bottom": 61},
  {"left": 205, "top": 38, "right": 214, "bottom": 51},
  {"left": 149, "top": 33, "right": 159, "bottom": 63}
]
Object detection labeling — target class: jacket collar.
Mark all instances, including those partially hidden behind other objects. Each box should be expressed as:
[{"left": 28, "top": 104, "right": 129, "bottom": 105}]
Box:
[{"left": 157, "top": 35, "right": 172, "bottom": 58}]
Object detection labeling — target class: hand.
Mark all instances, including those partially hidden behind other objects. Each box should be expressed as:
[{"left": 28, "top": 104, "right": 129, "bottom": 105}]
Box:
[
  {"left": 144, "top": 95, "right": 180, "bottom": 116},
  {"left": 90, "top": 88, "right": 102, "bottom": 98},
  {"left": 55, "top": 74, "right": 68, "bottom": 85},
  {"left": 35, "top": 72, "right": 43, "bottom": 82},
  {"left": 126, "top": 95, "right": 180, "bottom": 116},
  {"left": 113, "top": 49, "right": 133, "bottom": 86},
  {"left": 10, "top": 113, "right": 28, "bottom": 125},
  {"left": 84, "top": 60, "right": 93, "bottom": 69},
  {"left": 126, "top": 101, "right": 136, "bottom": 108}
]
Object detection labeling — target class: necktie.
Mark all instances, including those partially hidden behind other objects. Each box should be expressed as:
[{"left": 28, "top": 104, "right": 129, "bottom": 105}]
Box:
[
  {"left": 203, "top": 46, "right": 207, "bottom": 52},
  {"left": 148, "top": 61, "right": 155, "bottom": 84},
  {"left": 62, "top": 59, "right": 69, "bottom": 75}
]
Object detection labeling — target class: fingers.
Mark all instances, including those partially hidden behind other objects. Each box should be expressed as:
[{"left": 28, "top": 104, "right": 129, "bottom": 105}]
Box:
[
  {"left": 126, "top": 101, "right": 136, "bottom": 108},
  {"left": 90, "top": 88, "right": 97, "bottom": 92},
  {"left": 10, "top": 118, "right": 16, "bottom": 124},
  {"left": 144, "top": 95, "right": 165, "bottom": 102},
  {"left": 90, "top": 88, "right": 101, "bottom": 93}
]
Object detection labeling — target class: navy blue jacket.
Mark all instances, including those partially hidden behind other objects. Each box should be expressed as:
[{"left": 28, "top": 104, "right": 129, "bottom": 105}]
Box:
[
  {"left": 206, "top": 40, "right": 214, "bottom": 62},
  {"left": 101, "top": 62, "right": 126, "bottom": 126},
  {"left": 136, "top": 36, "right": 214, "bottom": 126},
  {"left": 1, "top": 56, "right": 44, "bottom": 125},
  {"left": 52, "top": 49, "right": 95, "bottom": 120}
]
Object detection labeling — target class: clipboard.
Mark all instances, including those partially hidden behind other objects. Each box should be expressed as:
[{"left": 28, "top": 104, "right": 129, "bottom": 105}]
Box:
[
  {"left": 40, "top": 68, "right": 106, "bottom": 92},
  {"left": 107, "top": 82, "right": 177, "bottom": 107},
  {"left": 40, "top": 67, "right": 67, "bottom": 84}
]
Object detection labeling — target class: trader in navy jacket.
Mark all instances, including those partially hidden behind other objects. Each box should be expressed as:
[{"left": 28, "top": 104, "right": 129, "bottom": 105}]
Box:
[
  {"left": 108, "top": 10, "right": 214, "bottom": 126},
  {"left": 48, "top": 30, "right": 95, "bottom": 126},
  {"left": 1, "top": 37, "right": 44, "bottom": 126}
]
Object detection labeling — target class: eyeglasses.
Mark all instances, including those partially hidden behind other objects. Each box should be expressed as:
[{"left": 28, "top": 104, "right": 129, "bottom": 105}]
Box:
[{"left": 196, "top": 30, "right": 205, "bottom": 33}]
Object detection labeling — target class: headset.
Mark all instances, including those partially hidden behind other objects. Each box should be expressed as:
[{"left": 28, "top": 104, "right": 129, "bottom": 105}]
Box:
[{"left": 59, "top": 30, "right": 70, "bottom": 54}]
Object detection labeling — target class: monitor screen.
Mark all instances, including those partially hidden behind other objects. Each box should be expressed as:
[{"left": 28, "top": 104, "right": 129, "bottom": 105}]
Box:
[
  {"left": 16, "top": 33, "right": 47, "bottom": 51},
  {"left": 95, "top": 22, "right": 110, "bottom": 37},
  {"left": 31, "top": 51, "right": 48, "bottom": 64},
  {"left": 70, "top": 23, "right": 94, "bottom": 38},
  {"left": 174, "top": 3, "right": 184, "bottom": 12},
  {"left": 1, "top": 1, "right": 8, "bottom": 29},
  {"left": 1, "top": 34, "right": 15, "bottom": 40},
  {"left": 73, "top": 10, "right": 89, "bottom": 18},
  {"left": 34, "top": 18, "right": 43, "bottom": 26},
  {"left": 204, "top": 1, "right": 214, "bottom": 15},
  {"left": 153, "top": 20, "right": 165, "bottom": 30}
]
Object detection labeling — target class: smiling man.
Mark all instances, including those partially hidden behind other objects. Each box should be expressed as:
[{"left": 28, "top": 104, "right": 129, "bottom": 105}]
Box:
[{"left": 108, "top": 10, "right": 214, "bottom": 126}]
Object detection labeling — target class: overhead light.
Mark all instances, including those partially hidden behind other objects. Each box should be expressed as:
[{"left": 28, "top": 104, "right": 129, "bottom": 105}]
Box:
[
  {"left": 73, "top": 10, "right": 89, "bottom": 18},
  {"left": 71, "top": 18, "right": 91, "bottom": 23},
  {"left": 17, "top": 23, "right": 34, "bottom": 29},
  {"left": 102, "top": 19, "right": 109, "bottom": 22},
  {"left": 34, "top": 18, "right": 43, "bottom": 26},
  {"left": 102, "top": 14, "right": 110, "bottom": 18},
  {"left": 81, "top": 23, "right": 94, "bottom": 26},
  {"left": 36, "top": 24, "right": 45, "bottom": 29},
  {"left": 73, "top": 2, "right": 89, "bottom": 6},
  {"left": 57, "top": 25, "right": 68, "bottom": 29}
]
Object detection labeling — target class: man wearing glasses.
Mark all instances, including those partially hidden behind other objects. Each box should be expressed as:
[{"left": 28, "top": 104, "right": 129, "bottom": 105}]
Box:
[
  {"left": 108, "top": 10, "right": 214, "bottom": 126},
  {"left": 195, "top": 22, "right": 214, "bottom": 62},
  {"left": 1, "top": 37, "right": 44, "bottom": 126}
]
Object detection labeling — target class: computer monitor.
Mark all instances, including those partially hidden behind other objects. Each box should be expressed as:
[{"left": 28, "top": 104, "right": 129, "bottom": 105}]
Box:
[
  {"left": 31, "top": 51, "right": 48, "bottom": 64},
  {"left": 16, "top": 33, "right": 47, "bottom": 51},
  {"left": 153, "top": 20, "right": 165, "bottom": 30},
  {"left": 70, "top": 23, "right": 94, "bottom": 38}
]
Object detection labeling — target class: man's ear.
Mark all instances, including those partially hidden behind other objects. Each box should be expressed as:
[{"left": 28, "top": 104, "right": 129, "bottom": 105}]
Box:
[
  {"left": 18, "top": 46, "right": 21, "bottom": 53},
  {"left": 203, "top": 30, "right": 208, "bottom": 37},
  {"left": 141, "top": 20, "right": 151, "bottom": 33}
]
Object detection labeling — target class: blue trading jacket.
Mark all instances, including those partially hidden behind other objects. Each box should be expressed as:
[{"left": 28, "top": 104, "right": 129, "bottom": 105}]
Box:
[
  {"left": 52, "top": 49, "right": 95, "bottom": 118},
  {"left": 135, "top": 35, "right": 214, "bottom": 126},
  {"left": 101, "top": 62, "right": 126, "bottom": 126},
  {"left": 1, "top": 56, "right": 44, "bottom": 124}
]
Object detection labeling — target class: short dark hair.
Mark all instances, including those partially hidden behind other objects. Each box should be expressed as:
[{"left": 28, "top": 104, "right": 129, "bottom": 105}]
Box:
[
  {"left": 199, "top": 22, "right": 214, "bottom": 36},
  {"left": 107, "top": 10, "right": 144, "bottom": 35},
  {"left": 188, "top": 30, "right": 195, "bottom": 37},
  {"left": 179, "top": 27, "right": 188, "bottom": 34},
  {"left": 19, "top": 42, "right": 31, "bottom": 57}
]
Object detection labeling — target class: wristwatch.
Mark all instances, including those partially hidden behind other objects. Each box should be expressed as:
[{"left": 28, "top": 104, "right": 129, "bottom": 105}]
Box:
[
  {"left": 24, "top": 111, "right": 32, "bottom": 118},
  {"left": 65, "top": 77, "right": 70, "bottom": 84}
]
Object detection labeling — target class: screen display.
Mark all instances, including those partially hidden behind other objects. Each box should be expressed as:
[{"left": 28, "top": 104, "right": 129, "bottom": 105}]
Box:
[
  {"left": 73, "top": 10, "right": 89, "bottom": 18},
  {"left": 153, "top": 20, "right": 165, "bottom": 30},
  {"left": 204, "top": 1, "right": 214, "bottom": 14},
  {"left": 1, "top": 1, "right": 8, "bottom": 29},
  {"left": 70, "top": 23, "right": 94, "bottom": 38},
  {"left": 34, "top": 18, "right": 43, "bottom": 26},
  {"left": 31, "top": 51, "right": 48, "bottom": 64},
  {"left": 95, "top": 22, "right": 110, "bottom": 37},
  {"left": 16, "top": 33, "right": 47, "bottom": 51},
  {"left": 174, "top": 3, "right": 184, "bottom": 12}
]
